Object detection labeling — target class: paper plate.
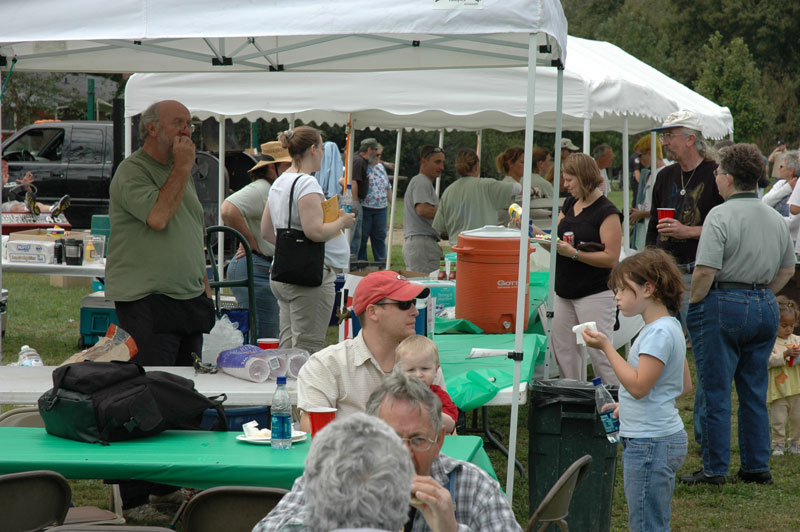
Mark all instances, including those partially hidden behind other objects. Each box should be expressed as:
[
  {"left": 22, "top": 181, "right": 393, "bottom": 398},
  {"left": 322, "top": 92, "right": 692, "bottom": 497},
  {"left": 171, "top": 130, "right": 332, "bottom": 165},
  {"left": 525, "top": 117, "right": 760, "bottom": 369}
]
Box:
[{"left": 236, "top": 431, "right": 307, "bottom": 445}]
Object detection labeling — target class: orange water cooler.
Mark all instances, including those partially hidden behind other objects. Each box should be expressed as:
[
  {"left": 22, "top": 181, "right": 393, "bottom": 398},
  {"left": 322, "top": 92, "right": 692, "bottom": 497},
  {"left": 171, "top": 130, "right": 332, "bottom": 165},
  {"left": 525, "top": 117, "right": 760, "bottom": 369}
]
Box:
[{"left": 451, "top": 226, "right": 534, "bottom": 333}]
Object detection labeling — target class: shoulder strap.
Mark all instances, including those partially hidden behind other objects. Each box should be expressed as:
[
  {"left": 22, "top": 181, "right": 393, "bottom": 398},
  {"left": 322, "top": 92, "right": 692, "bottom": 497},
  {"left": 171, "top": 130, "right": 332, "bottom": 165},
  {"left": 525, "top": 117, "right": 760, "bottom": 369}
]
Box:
[
  {"left": 286, "top": 177, "right": 301, "bottom": 230},
  {"left": 447, "top": 468, "right": 458, "bottom": 509}
]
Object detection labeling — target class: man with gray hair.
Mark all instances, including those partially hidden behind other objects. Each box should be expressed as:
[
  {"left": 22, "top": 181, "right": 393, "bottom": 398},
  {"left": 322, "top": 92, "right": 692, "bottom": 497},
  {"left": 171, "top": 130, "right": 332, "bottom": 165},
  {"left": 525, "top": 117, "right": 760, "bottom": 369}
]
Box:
[
  {"left": 106, "top": 100, "right": 214, "bottom": 522},
  {"left": 350, "top": 138, "right": 381, "bottom": 258},
  {"left": 592, "top": 143, "right": 614, "bottom": 196},
  {"left": 254, "top": 371, "right": 521, "bottom": 532},
  {"left": 303, "top": 413, "right": 414, "bottom": 532},
  {"left": 646, "top": 110, "right": 724, "bottom": 453}
]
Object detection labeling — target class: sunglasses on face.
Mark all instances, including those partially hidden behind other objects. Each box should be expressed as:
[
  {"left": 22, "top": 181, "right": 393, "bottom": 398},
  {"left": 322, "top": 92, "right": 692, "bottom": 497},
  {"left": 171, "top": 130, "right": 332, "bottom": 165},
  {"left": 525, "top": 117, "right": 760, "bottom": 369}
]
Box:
[{"left": 374, "top": 299, "right": 416, "bottom": 311}]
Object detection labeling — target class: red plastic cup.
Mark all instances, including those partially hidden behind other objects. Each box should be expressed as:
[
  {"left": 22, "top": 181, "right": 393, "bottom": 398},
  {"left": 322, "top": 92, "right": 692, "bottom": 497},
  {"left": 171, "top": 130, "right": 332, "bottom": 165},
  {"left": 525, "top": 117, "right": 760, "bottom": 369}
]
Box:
[
  {"left": 657, "top": 208, "right": 675, "bottom": 221},
  {"left": 307, "top": 407, "right": 337, "bottom": 436},
  {"left": 257, "top": 338, "right": 279, "bottom": 350}
]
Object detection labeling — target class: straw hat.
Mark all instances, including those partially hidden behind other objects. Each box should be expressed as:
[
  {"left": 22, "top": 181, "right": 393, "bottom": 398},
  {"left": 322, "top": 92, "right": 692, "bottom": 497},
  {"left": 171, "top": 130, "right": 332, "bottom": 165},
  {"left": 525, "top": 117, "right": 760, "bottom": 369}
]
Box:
[{"left": 248, "top": 141, "right": 292, "bottom": 173}]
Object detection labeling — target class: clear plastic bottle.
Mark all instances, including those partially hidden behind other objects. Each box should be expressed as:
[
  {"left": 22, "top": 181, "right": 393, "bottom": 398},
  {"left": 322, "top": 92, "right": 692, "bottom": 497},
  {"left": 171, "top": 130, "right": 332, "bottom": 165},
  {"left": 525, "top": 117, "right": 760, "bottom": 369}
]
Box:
[
  {"left": 17, "top": 345, "right": 43, "bottom": 367},
  {"left": 271, "top": 376, "right": 292, "bottom": 450},
  {"left": 341, "top": 184, "right": 354, "bottom": 214},
  {"left": 592, "top": 377, "right": 619, "bottom": 443}
]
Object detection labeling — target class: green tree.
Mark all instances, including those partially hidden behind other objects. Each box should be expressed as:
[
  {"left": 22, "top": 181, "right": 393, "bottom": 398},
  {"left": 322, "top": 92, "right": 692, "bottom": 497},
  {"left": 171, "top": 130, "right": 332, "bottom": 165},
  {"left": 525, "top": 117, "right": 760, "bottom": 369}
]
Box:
[
  {"left": 694, "top": 32, "right": 773, "bottom": 143},
  {"left": 1, "top": 72, "right": 84, "bottom": 129}
]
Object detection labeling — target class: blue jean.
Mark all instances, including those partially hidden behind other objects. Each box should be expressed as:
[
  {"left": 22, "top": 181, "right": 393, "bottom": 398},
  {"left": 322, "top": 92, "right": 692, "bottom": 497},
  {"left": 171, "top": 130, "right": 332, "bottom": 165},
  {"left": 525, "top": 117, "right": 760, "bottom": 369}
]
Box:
[
  {"left": 358, "top": 206, "right": 388, "bottom": 261},
  {"left": 226, "top": 253, "right": 280, "bottom": 339},
  {"left": 349, "top": 203, "right": 363, "bottom": 257},
  {"left": 677, "top": 272, "right": 705, "bottom": 448},
  {"left": 687, "top": 288, "right": 779, "bottom": 476},
  {"left": 622, "top": 430, "right": 687, "bottom": 532}
]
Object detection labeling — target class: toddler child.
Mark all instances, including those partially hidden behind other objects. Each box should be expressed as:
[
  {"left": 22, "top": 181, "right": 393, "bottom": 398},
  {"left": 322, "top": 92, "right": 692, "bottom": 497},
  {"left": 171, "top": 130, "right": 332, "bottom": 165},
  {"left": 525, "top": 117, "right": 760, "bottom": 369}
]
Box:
[
  {"left": 767, "top": 296, "right": 800, "bottom": 456},
  {"left": 396, "top": 335, "right": 457, "bottom": 434},
  {"left": 582, "top": 248, "right": 692, "bottom": 532}
]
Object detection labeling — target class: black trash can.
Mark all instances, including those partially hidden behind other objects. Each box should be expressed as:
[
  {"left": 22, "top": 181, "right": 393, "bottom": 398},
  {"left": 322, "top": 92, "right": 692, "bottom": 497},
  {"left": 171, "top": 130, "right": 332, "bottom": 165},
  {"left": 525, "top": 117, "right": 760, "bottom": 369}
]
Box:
[{"left": 529, "top": 378, "right": 619, "bottom": 532}]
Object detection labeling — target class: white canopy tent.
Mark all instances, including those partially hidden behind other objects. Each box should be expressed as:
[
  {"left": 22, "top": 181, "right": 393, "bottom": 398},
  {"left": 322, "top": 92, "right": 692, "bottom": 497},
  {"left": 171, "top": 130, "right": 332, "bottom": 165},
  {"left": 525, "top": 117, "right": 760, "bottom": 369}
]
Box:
[{"left": 2, "top": 0, "right": 569, "bottom": 500}]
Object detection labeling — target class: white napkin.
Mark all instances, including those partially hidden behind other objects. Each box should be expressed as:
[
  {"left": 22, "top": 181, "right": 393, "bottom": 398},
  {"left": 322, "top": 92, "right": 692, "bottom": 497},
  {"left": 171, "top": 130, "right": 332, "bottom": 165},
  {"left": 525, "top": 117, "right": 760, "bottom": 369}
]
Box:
[{"left": 572, "top": 321, "right": 597, "bottom": 346}]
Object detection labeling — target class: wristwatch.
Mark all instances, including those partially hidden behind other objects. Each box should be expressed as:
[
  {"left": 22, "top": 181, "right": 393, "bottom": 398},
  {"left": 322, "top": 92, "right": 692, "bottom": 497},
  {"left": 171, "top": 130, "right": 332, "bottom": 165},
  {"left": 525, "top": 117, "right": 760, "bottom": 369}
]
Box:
[{"left": 571, "top": 250, "right": 579, "bottom": 261}]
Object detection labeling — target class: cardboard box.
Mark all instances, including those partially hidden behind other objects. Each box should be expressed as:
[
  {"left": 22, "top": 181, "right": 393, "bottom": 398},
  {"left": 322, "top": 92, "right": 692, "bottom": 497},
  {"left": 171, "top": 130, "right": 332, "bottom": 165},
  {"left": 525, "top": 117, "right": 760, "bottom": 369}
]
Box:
[
  {"left": 7, "top": 240, "right": 57, "bottom": 264},
  {"left": 50, "top": 275, "right": 92, "bottom": 288},
  {"left": 8, "top": 228, "right": 90, "bottom": 242}
]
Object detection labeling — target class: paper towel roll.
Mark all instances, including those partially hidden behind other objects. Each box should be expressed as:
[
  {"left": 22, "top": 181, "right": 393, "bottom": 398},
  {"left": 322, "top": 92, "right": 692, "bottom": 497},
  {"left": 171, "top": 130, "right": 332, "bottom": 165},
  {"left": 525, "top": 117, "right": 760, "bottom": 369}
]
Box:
[{"left": 221, "top": 357, "right": 269, "bottom": 382}]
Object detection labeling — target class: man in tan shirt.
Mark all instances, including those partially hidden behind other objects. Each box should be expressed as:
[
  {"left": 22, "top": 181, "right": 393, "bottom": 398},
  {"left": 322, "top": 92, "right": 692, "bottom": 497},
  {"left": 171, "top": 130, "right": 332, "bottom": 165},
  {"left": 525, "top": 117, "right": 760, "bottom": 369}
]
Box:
[{"left": 297, "top": 270, "right": 432, "bottom": 432}]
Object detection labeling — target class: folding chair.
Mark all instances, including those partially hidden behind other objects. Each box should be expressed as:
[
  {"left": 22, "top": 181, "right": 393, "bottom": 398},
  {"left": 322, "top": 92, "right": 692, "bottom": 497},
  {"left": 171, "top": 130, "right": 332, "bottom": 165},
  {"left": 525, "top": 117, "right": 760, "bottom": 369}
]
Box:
[
  {"left": 525, "top": 454, "right": 593, "bottom": 532},
  {"left": 0, "top": 410, "right": 125, "bottom": 526},
  {"left": 180, "top": 486, "right": 288, "bottom": 532},
  {"left": 0, "top": 469, "right": 71, "bottom": 532},
  {"left": 206, "top": 225, "right": 257, "bottom": 344}
]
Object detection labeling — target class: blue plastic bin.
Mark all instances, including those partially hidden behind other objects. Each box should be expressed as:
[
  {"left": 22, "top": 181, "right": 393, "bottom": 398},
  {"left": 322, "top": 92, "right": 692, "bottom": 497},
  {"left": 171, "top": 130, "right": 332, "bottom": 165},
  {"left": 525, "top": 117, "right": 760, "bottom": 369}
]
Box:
[{"left": 200, "top": 406, "right": 271, "bottom": 431}]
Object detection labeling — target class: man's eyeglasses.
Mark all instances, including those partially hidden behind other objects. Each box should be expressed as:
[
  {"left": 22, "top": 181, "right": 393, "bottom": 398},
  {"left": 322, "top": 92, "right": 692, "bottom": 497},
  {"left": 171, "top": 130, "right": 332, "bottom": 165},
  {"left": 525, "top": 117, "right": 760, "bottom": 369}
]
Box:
[
  {"left": 374, "top": 299, "right": 416, "bottom": 311},
  {"left": 400, "top": 434, "right": 438, "bottom": 452},
  {"left": 658, "top": 132, "right": 689, "bottom": 142},
  {"left": 167, "top": 119, "right": 195, "bottom": 132}
]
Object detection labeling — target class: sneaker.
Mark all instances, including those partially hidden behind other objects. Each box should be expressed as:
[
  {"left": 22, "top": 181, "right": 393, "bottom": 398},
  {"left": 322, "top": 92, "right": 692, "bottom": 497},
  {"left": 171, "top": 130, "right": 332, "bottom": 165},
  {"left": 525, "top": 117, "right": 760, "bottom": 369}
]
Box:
[
  {"left": 149, "top": 487, "right": 190, "bottom": 506},
  {"left": 679, "top": 469, "right": 726, "bottom": 486},
  {"left": 736, "top": 469, "right": 774, "bottom": 485},
  {"left": 772, "top": 444, "right": 786, "bottom": 456},
  {"left": 49, "top": 194, "right": 70, "bottom": 218},
  {"left": 24, "top": 192, "right": 40, "bottom": 215},
  {"left": 789, "top": 443, "right": 800, "bottom": 455},
  {"left": 123, "top": 504, "right": 173, "bottom": 526}
]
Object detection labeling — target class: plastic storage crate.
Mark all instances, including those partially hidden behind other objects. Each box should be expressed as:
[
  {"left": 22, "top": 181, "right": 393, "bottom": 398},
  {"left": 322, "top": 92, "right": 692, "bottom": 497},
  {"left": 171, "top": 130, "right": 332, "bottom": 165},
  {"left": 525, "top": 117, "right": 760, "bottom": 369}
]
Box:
[{"left": 79, "top": 291, "right": 119, "bottom": 348}]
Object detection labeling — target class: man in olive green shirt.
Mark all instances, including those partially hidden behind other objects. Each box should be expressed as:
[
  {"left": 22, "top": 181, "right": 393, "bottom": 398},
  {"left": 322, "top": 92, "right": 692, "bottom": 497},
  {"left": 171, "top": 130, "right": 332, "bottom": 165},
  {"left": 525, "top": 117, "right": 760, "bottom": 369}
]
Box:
[{"left": 106, "top": 100, "right": 213, "bottom": 368}]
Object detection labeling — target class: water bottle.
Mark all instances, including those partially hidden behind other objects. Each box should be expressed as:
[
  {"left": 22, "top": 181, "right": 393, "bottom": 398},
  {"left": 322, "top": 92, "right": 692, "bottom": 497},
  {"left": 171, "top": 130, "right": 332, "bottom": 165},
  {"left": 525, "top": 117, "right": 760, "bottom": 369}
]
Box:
[
  {"left": 592, "top": 377, "right": 620, "bottom": 443},
  {"left": 17, "top": 345, "right": 43, "bottom": 367},
  {"left": 341, "top": 184, "right": 353, "bottom": 214},
  {"left": 271, "top": 376, "right": 292, "bottom": 450}
]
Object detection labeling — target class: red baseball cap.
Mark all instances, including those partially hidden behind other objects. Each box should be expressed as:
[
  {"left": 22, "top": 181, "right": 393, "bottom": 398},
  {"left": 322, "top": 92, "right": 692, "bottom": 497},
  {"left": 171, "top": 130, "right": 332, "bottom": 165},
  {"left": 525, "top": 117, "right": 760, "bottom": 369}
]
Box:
[{"left": 353, "top": 271, "right": 430, "bottom": 316}]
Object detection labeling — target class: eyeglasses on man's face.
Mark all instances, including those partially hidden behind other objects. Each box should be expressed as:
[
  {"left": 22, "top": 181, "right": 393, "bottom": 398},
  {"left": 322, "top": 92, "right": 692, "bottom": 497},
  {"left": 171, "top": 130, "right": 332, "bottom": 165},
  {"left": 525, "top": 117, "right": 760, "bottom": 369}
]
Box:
[
  {"left": 374, "top": 299, "right": 416, "bottom": 311},
  {"left": 658, "top": 132, "right": 689, "bottom": 142},
  {"left": 399, "top": 434, "right": 438, "bottom": 452},
  {"left": 165, "top": 119, "right": 195, "bottom": 132}
]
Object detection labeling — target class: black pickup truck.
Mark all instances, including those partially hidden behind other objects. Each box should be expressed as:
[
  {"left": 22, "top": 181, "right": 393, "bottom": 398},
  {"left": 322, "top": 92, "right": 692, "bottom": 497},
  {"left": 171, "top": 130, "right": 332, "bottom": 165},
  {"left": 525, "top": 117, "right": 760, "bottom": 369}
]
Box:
[
  {"left": 2, "top": 121, "right": 113, "bottom": 228},
  {"left": 2, "top": 121, "right": 252, "bottom": 230}
]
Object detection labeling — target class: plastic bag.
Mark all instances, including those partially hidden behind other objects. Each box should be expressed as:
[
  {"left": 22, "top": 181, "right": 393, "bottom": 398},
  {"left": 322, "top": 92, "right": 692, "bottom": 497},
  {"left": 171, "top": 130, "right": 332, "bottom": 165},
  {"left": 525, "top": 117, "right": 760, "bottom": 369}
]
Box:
[{"left": 202, "top": 315, "right": 244, "bottom": 364}]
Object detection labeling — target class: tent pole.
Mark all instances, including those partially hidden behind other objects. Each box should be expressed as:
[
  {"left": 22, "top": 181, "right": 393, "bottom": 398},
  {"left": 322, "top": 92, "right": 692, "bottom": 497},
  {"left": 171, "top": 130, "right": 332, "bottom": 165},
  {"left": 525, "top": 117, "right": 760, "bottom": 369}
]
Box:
[
  {"left": 506, "top": 31, "right": 539, "bottom": 502},
  {"left": 544, "top": 66, "right": 566, "bottom": 383},
  {"left": 582, "top": 118, "right": 590, "bottom": 154},
  {"left": 476, "top": 129, "right": 482, "bottom": 159},
  {"left": 386, "top": 129, "right": 403, "bottom": 270},
  {"left": 435, "top": 129, "right": 444, "bottom": 196},
  {"left": 124, "top": 116, "right": 132, "bottom": 157},
  {"left": 622, "top": 115, "right": 630, "bottom": 249},
  {"left": 0, "top": 69, "right": 3, "bottom": 360},
  {"left": 218, "top": 117, "right": 226, "bottom": 278},
  {"left": 345, "top": 116, "right": 355, "bottom": 248}
]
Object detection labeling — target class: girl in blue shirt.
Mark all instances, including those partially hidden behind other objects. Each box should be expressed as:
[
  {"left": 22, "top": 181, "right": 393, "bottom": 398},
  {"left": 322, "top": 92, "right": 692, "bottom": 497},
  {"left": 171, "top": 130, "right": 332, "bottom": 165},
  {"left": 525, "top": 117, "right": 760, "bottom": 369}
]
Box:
[{"left": 583, "top": 248, "right": 692, "bottom": 532}]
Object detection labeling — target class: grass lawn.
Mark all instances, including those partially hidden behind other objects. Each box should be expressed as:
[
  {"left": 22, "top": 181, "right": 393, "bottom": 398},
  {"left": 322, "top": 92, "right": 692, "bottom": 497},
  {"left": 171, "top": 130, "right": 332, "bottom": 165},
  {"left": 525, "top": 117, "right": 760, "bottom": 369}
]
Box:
[{"left": 4, "top": 189, "right": 800, "bottom": 529}]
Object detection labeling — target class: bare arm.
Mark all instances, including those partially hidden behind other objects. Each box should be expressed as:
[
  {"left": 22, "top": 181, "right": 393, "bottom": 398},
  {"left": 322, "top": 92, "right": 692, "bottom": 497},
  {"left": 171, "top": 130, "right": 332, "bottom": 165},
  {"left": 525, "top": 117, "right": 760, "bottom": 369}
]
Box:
[
  {"left": 582, "top": 330, "right": 665, "bottom": 399},
  {"left": 688, "top": 265, "right": 717, "bottom": 304},
  {"left": 146, "top": 136, "right": 195, "bottom": 231},
  {"left": 769, "top": 266, "right": 796, "bottom": 294},
  {"left": 298, "top": 411, "right": 311, "bottom": 433},
  {"left": 656, "top": 217, "right": 703, "bottom": 240},
  {"left": 681, "top": 358, "right": 692, "bottom": 397},
  {"left": 221, "top": 200, "right": 260, "bottom": 256},
  {"left": 554, "top": 213, "right": 621, "bottom": 269},
  {"left": 416, "top": 202, "right": 437, "bottom": 219},
  {"left": 298, "top": 193, "right": 355, "bottom": 242},
  {"left": 260, "top": 202, "right": 277, "bottom": 245}
]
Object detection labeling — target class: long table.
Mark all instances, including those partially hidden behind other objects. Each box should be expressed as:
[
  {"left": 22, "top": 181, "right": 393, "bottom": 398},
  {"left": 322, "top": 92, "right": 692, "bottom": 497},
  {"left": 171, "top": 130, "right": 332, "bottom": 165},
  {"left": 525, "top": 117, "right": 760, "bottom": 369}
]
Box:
[
  {"left": 0, "top": 366, "right": 294, "bottom": 406},
  {"left": 1, "top": 261, "right": 105, "bottom": 277},
  {"left": 0, "top": 427, "right": 496, "bottom": 489}
]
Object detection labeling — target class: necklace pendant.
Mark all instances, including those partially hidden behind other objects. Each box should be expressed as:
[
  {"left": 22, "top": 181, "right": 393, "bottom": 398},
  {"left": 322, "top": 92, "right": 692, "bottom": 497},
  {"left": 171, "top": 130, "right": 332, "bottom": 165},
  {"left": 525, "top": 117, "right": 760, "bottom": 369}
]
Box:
[{"left": 680, "top": 188, "right": 686, "bottom": 196}]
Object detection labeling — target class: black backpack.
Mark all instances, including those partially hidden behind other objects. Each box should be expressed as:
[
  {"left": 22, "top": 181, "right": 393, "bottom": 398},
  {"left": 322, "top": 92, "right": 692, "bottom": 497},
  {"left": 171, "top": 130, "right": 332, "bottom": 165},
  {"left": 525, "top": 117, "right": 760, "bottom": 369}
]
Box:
[{"left": 38, "top": 361, "right": 227, "bottom": 444}]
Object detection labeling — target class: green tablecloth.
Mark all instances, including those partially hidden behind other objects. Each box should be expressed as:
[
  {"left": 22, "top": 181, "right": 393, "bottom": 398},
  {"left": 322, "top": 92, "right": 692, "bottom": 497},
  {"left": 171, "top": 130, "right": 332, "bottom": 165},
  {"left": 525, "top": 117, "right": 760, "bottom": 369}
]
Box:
[
  {"left": 0, "top": 428, "right": 496, "bottom": 488},
  {"left": 436, "top": 332, "right": 546, "bottom": 411}
]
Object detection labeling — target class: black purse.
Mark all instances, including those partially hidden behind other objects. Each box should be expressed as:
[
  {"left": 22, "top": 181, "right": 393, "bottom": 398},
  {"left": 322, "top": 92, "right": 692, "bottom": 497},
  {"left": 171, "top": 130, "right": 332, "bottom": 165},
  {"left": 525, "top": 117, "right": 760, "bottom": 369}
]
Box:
[{"left": 270, "top": 176, "right": 326, "bottom": 287}]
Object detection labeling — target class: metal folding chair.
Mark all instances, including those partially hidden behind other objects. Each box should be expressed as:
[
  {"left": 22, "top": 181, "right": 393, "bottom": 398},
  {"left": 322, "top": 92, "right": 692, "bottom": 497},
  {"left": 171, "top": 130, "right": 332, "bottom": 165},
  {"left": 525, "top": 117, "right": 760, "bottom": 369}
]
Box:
[
  {"left": 525, "top": 454, "right": 593, "bottom": 532},
  {"left": 205, "top": 225, "right": 257, "bottom": 344},
  {"left": 179, "top": 485, "right": 288, "bottom": 532}
]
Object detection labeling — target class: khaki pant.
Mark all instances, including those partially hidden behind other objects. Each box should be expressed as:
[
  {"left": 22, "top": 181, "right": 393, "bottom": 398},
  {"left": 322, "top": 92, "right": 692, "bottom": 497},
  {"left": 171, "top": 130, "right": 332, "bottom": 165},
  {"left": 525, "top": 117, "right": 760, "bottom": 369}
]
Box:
[
  {"left": 270, "top": 267, "right": 336, "bottom": 355},
  {"left": 402, "top": 235, "right": 443, "bottom": 274},
  {"left": 769, "top": 394, "right": 800, "bottom": 446},
  {"left": 551, "top": 290, "right": 619, "bottom": 385}
]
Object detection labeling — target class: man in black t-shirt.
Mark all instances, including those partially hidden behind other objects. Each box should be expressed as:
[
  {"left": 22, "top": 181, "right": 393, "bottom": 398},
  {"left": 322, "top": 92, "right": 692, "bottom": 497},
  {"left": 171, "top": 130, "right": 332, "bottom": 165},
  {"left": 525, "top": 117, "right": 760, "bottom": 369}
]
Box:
[
  {"left": 350, "top": 138, "right": 380, "bottom": 257},
  {"left": 646, "top": 110, "right": 723, "bottom": 453}
]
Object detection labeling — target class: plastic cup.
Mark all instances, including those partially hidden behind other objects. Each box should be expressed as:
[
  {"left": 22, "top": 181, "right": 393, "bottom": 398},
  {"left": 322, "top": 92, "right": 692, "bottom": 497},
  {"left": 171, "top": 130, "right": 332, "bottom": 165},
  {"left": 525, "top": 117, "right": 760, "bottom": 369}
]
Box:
[
  {"left": 657, "top": 208, "right": 675, "bottom": 221},
  {"left": 307, "top": 407, "right": 337, "bottom": 436},
  {"left": 257, "top": 338, "right": 280, "bottom": 350}
]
